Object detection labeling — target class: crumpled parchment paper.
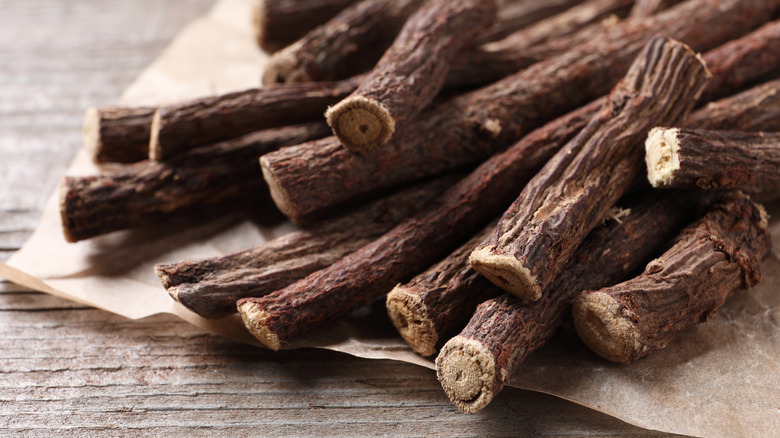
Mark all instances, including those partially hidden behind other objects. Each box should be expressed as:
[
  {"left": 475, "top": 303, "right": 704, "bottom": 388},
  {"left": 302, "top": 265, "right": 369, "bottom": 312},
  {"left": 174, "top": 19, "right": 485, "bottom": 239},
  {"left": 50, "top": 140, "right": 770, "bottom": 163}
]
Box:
[{"left": 1, "top": 1, "right": 777, "bottom": 436}]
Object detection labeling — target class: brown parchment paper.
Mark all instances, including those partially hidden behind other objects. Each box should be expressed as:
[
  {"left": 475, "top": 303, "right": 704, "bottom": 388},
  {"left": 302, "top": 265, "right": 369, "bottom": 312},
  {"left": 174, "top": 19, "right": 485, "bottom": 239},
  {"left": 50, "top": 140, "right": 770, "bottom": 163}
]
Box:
[{"left": 1, "top": 1, "right": 778, "bottom": 436}]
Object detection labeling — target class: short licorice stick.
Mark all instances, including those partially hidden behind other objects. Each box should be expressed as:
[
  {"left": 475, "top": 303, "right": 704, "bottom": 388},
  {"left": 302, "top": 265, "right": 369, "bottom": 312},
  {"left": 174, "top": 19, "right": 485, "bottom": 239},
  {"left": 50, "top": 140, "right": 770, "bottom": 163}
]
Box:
[
  {"left": 474, "top": 0, "right": 585, "bottom": 45},
  {"left": 436, "top": 191, "right": 708, "bottom": 414},
  {"left": 83, "top": 106, "right": 156, "bottom": 164},
  {"left": 155, "top": 176, "right": 456, "bottom": 318},
  {"left": 261, "top": 0, "right": 421, "bottom": 85},
  {"left": 447, "top": 0, "right": 633, "bottom": 88},
  {"left": 701, "top": 19, "right": 780, "bottom": 102},
  {"left": 433, "top": 78, "right": 780, "bottom": 413},
  {"left": 497, "top": 0, "right": 632, "bottom": 49},
  {"left": 149, "top": 76, "right": 360, "bottom": 161},
  {"left": 448, "top": 0, "right": 780, "bottom": 88},
  {"left": 645, "top": 128, "right": 780, "bottom": 196},
  {"left": 684, "top": 78, "right": 780, "bottom": 132},
  {"left": 325, "top": 0, "right": 497, "bottom": 151},
  {"left": 60, "top": 123, "right": 329, "bottom": 243},
  {"left": 240, "top": 64, "right": 780, "bottom": 349},
  {"left": 237, "top": 97, "right": 606, "bottom": 350},
  {"left": 386, "top": 221, "right": 501, "bottom": 357},
  {"left": 261, "top": 0, "right": 779, "bottom": 223},
  {"left": 572, "top": 193, "right": 772, "bottom": 364},
  {"left": 629, "top": 0, "right": 684, "bottom": 17},
  {"left": 469, "top": 36, "right": 710, "bottom": 301},
  {"left": 252, "top": 0, "right": 359, "bottom": 52},
  {"left": 261, "top": 0, "right": 579, "bottom": 86}
]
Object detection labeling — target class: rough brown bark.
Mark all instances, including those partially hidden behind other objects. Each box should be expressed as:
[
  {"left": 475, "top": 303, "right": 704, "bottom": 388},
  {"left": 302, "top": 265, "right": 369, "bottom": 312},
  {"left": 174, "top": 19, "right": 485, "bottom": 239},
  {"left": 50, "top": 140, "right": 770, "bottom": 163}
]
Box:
[
  {"left": 261, "top": 0, "right": 421, "bottom": 85},
  {"left": 490, "top": 0, "right": 632, "bottom": 50},
  {"left": 645, "top": 128, "right": 780, "bottom": 197},
  {"left": 572, "top": 193, "right": 771, "bottom": 364},
  {"left": 684, "top": 78, "right": 780, "bottom": 131},
  {"left": 325, "top": 0, "right": 497, "bottom": 151},
  {"left": 436, "top": 192, "right": 708, "bottom": 414},
  {"left": 252, "top": 0, "right": 359, "bottom": 52},
  {"left": 155, "top": 176, "right": 455, "bottom": 319},
  {"left": 629, "top": 0, "right": 684, "bottom": 17},
  {"left": 469, "top": 36, "right": 710, "bottom": 301},
  {"left": 261, "top": 0, "right": 779, "bottom": 222},
  {"left": 239, "top": 52, "right": 780, "bottom": 348},
  {"left": 430, "top": 79, "right": 780, "bottom": 413},
  {"left": 59, "top": 123, "right": 329, "bottom": 243},
  {"left": 449, "top": 0, "right": 633, "bottom": 87},
  {"left": 83, "top": 106, "right": 155, "bottom": 164},
  {"left": 701, "top": 19, "right": 780, "bottom": 102},
  {"left": 474, "top": 0, "right": 585, "bottom": 45},
  {"left": 386, "top": 221, "right": 501, "bottom": 357},
  {"left": 148, "top": 77, "right": 360, "bottom": 161},
  {"left": 449, "top": 0, "right": 779, "bottom": 88},
  {"left": 239, "top": 96, "right": 606, "bottom": 350}
]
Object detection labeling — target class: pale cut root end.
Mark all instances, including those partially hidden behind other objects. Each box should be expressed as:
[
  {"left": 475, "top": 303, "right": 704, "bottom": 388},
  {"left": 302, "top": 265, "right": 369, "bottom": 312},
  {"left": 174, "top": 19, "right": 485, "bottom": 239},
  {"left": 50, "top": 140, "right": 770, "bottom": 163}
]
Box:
[
  {"left": 237, "top": 300, "right": 281, "bottom": 351},
  {"left": 326, "top": 95, "right": 395, "bottom": 152},
  {"left": 262, "top": 45, "right": 312, "bottom": 85},
  {"left": 436, "top": 337, "right": 496, "bottom": 414},
  {"left": 58, "top": 178, "right": 77, "bottom": 244},
  {"left": 148, "top": 110, "right": 163, "bottom": 161},
  {"left": 167, "top": 286, "right": 180, "bottom": 303},
  {"left": 572, "top": 291, "right": 640, "bottom": 364},
  {"left": 469, "top": 247, "right": 541, "bottom": 301},
  {"left": 153, "top": 265, "right": 174, "bottom": 290},
  {"left": 259, "top": 156, "right": 301, "bottom": 223},
  {"left": 645, "top": 127, "right": 680, "bottom": 187},
  {"left": 386, "top": 286, "right": 438, "bottom": 357},
  {"left": 82, "top": 107, "right": 102, "bottom": 161}
]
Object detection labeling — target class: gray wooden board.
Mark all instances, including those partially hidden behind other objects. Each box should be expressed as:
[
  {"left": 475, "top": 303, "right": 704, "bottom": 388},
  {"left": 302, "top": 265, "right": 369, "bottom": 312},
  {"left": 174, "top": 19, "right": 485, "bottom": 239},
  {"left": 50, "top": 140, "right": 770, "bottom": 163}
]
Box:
[{"left": 0, "top": 1, "right": 677, "bottom": 436}]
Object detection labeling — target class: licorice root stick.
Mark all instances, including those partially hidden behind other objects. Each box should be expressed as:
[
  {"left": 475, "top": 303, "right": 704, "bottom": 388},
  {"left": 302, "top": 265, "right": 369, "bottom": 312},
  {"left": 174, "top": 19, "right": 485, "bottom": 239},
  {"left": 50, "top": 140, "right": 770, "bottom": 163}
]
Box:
[
  {"left": 436, "top": 192, "right": 708, "bottom": 413},
  {"left": 261, "top": 0, "right": 421, "bottom": 85},
  {"left": 252, "top": 0, "right": 359, "bottom": 52},
  {"left": 386, "top": 221, "right": 501, "bottom": 357},
  {"left": 82, "top": 106, "right": 156, "bottom": 164},
  {"left": 149, "top": 76, "right": 360, "bottom": 161},
  {"left": 261, "top": 0, "right": 779, "bottom": 223},
  {"left": 572, "top": 193, "right": 771, "bottom": 364},
  {"left": 645, "top": 128, "right": 780, "bottom": 196},
  {"left": 237, "top": 96, "right": 605, "bottom": 350},
  {"left": 325, "top": 0, "right": 497, "bottom": 151},
  {"left": 469, "top": 36, "right": 710, "bottom": 301},
  {"left": 155, "top": 176, "right": 455, "bottom": 318},
  {"left": 433, "top": 76, "right": 780, "bottom": 414},
  {"left": 701, "top": 19, "right": 780, "bottom": 102},
  {"left": 60, "top": 123, "right": 329, "bottom": 242}
]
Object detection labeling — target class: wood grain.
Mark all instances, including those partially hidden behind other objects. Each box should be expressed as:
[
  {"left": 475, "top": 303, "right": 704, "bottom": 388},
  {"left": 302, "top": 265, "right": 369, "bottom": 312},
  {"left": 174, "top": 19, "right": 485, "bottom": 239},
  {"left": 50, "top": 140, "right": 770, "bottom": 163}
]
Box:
[{"left": 0, "top": 0, "right": 677, "bottom": 435}]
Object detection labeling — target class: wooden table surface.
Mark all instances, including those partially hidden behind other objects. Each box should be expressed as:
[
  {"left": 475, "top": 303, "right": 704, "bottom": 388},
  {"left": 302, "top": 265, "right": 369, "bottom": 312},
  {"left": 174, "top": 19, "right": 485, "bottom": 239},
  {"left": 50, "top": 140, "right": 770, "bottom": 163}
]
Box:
[{"left": 0, "top": 1, "right": 676, "bottom": 436}]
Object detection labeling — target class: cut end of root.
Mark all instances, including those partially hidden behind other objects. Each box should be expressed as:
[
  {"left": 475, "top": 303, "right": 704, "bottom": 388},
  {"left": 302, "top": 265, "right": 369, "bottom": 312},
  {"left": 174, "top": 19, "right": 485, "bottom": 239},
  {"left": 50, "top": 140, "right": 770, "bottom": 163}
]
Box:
[
  {"left": 167, "top": 286, "right": 180, "bottom": 303},
  {"left": 237, "top": 300, "right": 281, "bottom": 351},
  {"left": 154, "top": 264, "right": 174, "bottom": 290},
  {"left": 572, "top": 291, "right": 640, "bottom": 364},
  {"left": 436, "top": 337, "right": 496, "bottom": 414},
  {"left": 386, "top": 287, "right": 438, "bottom": 357},
  {"left": 148, "top": 110, "right": 163, "bottom": 161},
  {"left": 82, "top": 107, "right": 103, "bottom": 162},
  {"left": 261, "top": 45, "right": 312, "bottom": 85},
  {"left": 469, "top": 247, "right": 542, "bottom": 301},
  {"left": 259, "top": 156, "right": 301, "bottom": 223},
  {"left": 645, "top": 127, "right": 680, "bottom": 188},
  {"left": 326, "top": 96, "right": 395, "bottom": 152}
]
